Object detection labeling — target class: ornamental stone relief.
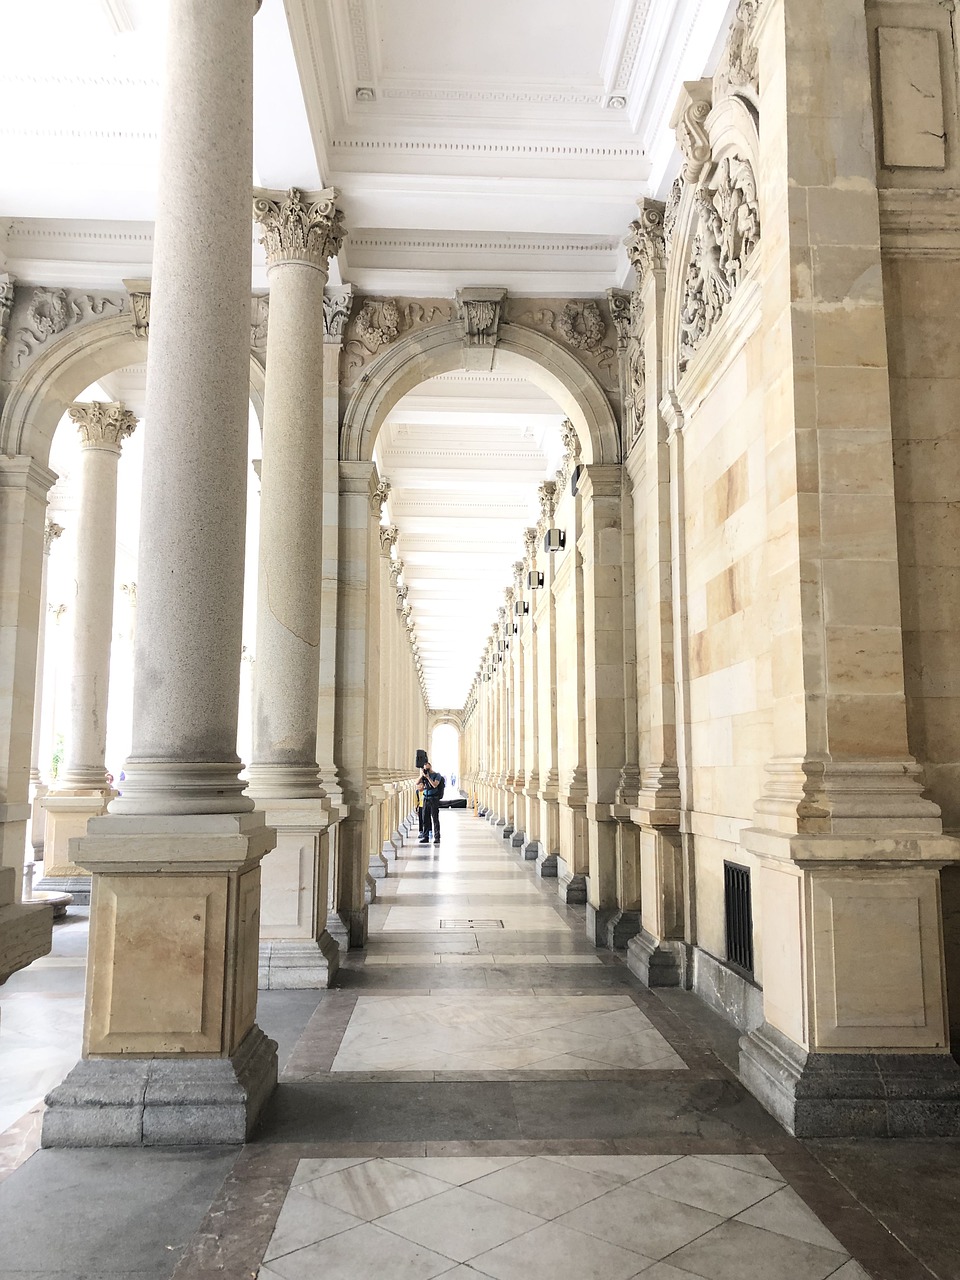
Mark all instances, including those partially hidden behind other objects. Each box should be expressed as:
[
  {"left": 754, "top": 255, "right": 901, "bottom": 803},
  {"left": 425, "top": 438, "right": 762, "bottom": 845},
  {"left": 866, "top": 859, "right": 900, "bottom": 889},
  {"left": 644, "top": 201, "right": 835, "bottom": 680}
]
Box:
[
  {"left": 663, "top": 179, "right": 683, "bottom": 258},
  {"left": 456, "top": 288, "right": 506, "bottom": 348},
  {"left": 68, "top": 400, "right": 138, "bottom": 450},
  {"left": 621, "top": 199, "right": 665, "bottom": 453},
  {"left": 0, "top": 273, "right": 15, "bottom": 349},
  {"left": 715, "top": 0, "right": 762, "bottom": 100},
  {"left": 250, "top": 294, "right": 269, "bottom": 355},
  {"left": 506, "top": 296, "right": 617, "bottom": 380},
  {"left": 341, "top": 296, "right": 452, "bottom": 384},
  {"left": 678, "top": 155, "right": 761, "bottom": 374},
  {"left": 11, "top": 287, "right": 122, "bottom": 368}
]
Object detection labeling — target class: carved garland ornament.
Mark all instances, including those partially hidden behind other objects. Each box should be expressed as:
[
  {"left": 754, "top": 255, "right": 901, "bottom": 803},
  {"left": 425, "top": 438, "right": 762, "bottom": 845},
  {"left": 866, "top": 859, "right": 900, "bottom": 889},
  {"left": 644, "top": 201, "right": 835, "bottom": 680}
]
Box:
[
  {"left": 678, "top": 155, "right": 761, "bottom": 374},
  {"left": 342, "top": 298, "right": 452, "bottom": 382}
]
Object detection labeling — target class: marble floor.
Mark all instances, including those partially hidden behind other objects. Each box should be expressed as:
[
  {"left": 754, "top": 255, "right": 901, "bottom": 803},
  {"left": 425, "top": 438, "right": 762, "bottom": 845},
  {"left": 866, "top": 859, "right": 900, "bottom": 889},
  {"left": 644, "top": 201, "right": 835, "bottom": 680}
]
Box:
[{"left": 1, "top": 809, "right": 959, "bottom": 1279}]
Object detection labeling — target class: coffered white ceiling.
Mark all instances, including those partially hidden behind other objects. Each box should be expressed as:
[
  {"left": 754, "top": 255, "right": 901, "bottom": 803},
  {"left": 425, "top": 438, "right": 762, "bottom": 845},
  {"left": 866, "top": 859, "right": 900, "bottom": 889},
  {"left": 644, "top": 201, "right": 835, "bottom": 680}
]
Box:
[{"left": 1, "top": 0, "right": 735, "bottom": 712}]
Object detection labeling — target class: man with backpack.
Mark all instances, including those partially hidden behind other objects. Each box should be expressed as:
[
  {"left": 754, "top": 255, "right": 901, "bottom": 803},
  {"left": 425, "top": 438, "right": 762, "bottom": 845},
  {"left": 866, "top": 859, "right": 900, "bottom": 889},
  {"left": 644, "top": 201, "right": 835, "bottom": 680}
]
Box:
[{"left": 418, "top": 761, "right": 444, "bottom": 845}]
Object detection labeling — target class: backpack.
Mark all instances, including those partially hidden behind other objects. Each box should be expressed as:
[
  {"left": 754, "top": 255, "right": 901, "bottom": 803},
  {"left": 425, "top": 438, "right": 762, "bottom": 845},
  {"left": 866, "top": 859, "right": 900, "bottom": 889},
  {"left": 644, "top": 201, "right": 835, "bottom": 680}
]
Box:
[{"left": 435, "top": 774, "right": 445, "bottom": 800}]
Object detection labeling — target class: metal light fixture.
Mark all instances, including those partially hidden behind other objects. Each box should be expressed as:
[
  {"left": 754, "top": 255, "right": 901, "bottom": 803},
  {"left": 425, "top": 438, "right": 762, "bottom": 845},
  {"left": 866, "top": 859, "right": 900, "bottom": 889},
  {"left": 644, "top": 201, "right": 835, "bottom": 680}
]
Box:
[
  {"left": 527, "top": 570, "right": 544, "bottom": 589},
  {"left": 514, "top": 600, "right": 529, "bottom": 616},
  {"left": 543, "top": 528, "right": 565, "bottom": 553}
]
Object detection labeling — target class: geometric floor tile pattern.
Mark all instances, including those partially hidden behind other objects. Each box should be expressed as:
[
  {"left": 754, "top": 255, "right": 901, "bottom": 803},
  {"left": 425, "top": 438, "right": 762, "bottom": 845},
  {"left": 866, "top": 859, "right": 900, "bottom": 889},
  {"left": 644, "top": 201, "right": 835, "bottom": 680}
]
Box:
[
  {"left": 257, "top": 1155, "right": 869, "bottom": 1280},
  {"left": 330, "top": 993, "right": 688, "bottom": 1073}
]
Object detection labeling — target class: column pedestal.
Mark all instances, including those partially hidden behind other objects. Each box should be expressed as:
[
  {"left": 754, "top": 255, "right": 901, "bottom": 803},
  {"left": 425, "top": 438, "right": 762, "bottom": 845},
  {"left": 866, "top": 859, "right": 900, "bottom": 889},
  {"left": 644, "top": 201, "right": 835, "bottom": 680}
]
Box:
[
  {"left": 42, "top": 812, "right": 277, "bottom": 1147},
  {"left": 627, "top": 930, "right": 688, "bottom": 987},
  {"left": 37, "top": 789, "right": 114, "bottom": 903},
  {"left": 256, "top": 797, "right": 346, "bottom": 989},
  {"left": 556, "top": 856, "right": 587, "bottom": 904}
]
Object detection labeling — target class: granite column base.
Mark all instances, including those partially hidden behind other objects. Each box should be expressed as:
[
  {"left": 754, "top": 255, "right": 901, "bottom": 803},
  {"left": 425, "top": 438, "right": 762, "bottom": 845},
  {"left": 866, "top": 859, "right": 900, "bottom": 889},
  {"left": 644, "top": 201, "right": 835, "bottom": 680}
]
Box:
[
  {"left": 626, "top": 929, "right": 688, "bottom": 987},
  {"left": 740, "top": 1021, "right": 960, "bottom": 1138},
  {"left": 42, "top": 1025, "right": 278, "bottom": 1148}
]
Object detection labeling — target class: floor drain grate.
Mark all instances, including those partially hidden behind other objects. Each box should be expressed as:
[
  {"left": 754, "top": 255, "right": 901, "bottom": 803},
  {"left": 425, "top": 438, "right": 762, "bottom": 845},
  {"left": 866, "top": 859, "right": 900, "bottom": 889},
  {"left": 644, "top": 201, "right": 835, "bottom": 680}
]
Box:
[{"left": 440, "top": 919, "right": 504, "bottom": 930}]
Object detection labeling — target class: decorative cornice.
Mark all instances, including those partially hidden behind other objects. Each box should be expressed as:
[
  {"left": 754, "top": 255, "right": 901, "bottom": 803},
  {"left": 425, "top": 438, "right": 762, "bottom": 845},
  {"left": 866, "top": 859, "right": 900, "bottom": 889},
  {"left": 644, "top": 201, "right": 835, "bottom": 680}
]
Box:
[
  {"left": 252, "top": 187, "right": 345, "bottom": 273},
  {"left": 624, "top": 197, "right": 666, "bottom": 287},
  {"left": 68, "top": 401, "right": 138, "bottom": 451}
]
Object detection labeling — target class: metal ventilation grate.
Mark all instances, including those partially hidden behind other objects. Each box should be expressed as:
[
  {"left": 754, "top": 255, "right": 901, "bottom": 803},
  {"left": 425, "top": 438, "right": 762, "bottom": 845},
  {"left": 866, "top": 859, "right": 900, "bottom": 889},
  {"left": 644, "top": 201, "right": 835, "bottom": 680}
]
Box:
[
  {"left": 723, "top": 861, "right": 754, "bottom": 976},
  {"left": 440, "top": 919, "right": 504, "bottom": 930}
]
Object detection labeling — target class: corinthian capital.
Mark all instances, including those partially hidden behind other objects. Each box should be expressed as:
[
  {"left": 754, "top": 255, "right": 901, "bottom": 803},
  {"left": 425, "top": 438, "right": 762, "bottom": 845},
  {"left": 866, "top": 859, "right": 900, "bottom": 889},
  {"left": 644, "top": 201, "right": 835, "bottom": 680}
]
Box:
[
  {"left": 624, "top": 198, "right": 666, "bottom": 288},
  {"left": 253, "top": 186, "right": 345, "bottom": 273},
  {"left": 68, "top": 401, "right": 138, "bottom": 451}
]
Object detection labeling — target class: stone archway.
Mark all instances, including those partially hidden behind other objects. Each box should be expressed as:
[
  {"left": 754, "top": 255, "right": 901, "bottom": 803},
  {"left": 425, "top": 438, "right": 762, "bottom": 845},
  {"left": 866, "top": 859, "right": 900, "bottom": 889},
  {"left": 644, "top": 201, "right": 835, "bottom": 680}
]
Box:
[
  {"left": 339, "top": 320, "right": 620, "bottom": 465},
  {"left": 0, "top": 313, "right": 267, "bottom": 464}
]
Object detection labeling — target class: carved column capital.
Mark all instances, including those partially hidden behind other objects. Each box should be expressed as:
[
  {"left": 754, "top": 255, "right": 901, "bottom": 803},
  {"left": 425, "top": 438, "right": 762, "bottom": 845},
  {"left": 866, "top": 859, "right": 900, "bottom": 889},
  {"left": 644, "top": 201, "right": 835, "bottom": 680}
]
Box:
[
  {"left": 670, "top": 79, "right": 713, "bottom": 184},
  {"left": 389, "top": 556, "right": 404, "bottom": 584},
  {"left": 606, "top": 288, "right": 631, "bottom": 352},
  {"left": 371, "top": 476, "right": 391, "bottom": 518},
  {"left": 323, "top": 286, "right": 354, "bottom": 342},
  {"left": 380, "top": 523, "right": 399, "bottom": 553},
  {"left": 44, "top": 519, "right": 64, "bottom": 553},
  {"left": 538, "top": 480, "right": 557, "bottom": 525},
  {"left": 68, "top": 401, "right": 138, "bottom": 452},
  {"left": 253, "top": 186, "right": 345, "bottom": 273},
  {"left": 523, "top": 526, "right": 538, "bottom": 559},
  {"left": 624, "top": 198, "right": 667, "bottom": 288}
]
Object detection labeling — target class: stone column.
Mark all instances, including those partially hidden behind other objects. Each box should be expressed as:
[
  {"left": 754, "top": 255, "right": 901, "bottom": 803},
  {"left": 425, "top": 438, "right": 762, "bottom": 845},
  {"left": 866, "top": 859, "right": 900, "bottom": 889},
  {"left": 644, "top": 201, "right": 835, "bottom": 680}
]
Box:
[
  {"left": 316, "top": 287, "right": 352, "bottom": 806},
  {"left": 553, "top": 430, "right": 589, "bottom": 904},
  {"left": 248, "top": 188, "right": 345, "bottom": 990},
  {"left": 509, "top": 562, "right": 527, "bottom": 849},
  {"left": 39, "top": 402, "right": 137, "bottom": 903},
  {"left": 535, "top": 484, "right": 561, "bottom": 876},
  {"left": 619, "top": 202, "right": 687, "bottom": 982},
  {"left": 0, "top": 457, "right": 56, "bottom": 981},
  {"left": 520, "top": 528, "right": 542, "bottom": 860},
  {"left": 334, "top": 462, "right": 380, "bottom": 946},
  {"left": 735, "top": 0, "right": 960, "bottom": 1137},
  {"left": 43, "top": 0, "right": 278, "bottom": 1149},
  {"left": 578, "top": 465, "right": 629, "bottom": 945},
  {"left": 27, "top": 520, "right": 63, "bottom": 864}
]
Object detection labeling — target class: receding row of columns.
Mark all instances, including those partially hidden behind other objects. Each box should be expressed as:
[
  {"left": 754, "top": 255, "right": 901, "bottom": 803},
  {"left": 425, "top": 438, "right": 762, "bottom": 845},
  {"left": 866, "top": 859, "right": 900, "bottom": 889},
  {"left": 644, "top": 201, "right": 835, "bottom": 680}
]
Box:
[{"left": 24, "top": 0, "right": 423, "bottom": 1146}]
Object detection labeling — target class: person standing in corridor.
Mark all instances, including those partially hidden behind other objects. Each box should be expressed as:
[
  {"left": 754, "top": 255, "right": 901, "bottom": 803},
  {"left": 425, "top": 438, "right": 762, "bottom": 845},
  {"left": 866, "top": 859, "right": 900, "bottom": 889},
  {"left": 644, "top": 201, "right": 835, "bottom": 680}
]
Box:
[{"left": 418, "top": 761, "right": 443, "bottom": 845}]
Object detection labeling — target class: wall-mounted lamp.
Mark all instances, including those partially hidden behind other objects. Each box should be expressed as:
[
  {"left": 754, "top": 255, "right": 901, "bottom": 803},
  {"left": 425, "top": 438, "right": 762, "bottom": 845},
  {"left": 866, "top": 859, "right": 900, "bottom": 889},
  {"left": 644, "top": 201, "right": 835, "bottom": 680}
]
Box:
[
  {"left": 570, "top": 463, "right": 583, "bottom": 496},
  {"left": 543, "top": 528, "right": 565, "bottom": 553},
  {"left": 514, "top": 600, "right": 529, "bottom": 616},
  {"left": 527, "top": 571, "right": 544, "bottom": 589}
]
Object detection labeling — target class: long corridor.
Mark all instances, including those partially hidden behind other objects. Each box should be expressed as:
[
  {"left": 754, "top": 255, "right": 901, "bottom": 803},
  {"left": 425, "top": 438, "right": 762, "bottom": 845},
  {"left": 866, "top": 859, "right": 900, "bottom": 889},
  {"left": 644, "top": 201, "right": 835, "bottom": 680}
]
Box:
[{"left": 1, "top": 809, "right": 957, "bottom": 1279}]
